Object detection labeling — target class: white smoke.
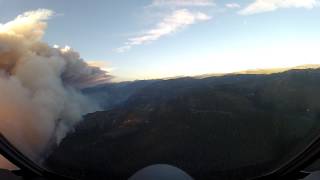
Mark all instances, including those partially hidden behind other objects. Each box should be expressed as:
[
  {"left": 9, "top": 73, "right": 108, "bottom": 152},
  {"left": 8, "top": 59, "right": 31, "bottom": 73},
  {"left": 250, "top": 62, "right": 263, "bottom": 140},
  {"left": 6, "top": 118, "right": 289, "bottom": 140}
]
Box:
[{"left": 0, "top": 9, "right": 111, "bottom": 163}]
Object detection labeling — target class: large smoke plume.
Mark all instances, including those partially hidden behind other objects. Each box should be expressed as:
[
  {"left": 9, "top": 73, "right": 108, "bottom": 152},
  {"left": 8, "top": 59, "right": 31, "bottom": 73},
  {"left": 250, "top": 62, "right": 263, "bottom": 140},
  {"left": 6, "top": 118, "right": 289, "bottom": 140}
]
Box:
[{"left": 0, "top": 9, "right": 111, "bottom": 163}]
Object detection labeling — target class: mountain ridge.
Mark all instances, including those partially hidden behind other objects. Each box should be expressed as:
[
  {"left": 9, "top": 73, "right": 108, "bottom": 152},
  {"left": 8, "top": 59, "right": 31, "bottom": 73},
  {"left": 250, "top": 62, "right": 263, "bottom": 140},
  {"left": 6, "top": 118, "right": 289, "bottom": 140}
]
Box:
[{"left": 46, "top": 67, "right": 320, "bottom": 180}]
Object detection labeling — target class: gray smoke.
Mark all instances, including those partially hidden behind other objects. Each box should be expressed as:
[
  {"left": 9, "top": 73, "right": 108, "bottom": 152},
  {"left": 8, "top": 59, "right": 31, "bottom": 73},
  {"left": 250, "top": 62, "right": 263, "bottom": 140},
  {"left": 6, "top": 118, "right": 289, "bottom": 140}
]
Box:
[{"left": 0, "top": 9, "right": 111, "bottom": 163}]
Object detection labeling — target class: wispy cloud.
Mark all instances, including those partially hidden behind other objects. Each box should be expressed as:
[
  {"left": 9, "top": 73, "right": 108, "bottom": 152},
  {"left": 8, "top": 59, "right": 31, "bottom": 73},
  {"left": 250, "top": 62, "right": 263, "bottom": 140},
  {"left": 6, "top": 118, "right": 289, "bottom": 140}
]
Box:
[
  {"left": 225, "top": 3, "right": 241, "bottom": 9},
  {"left": 239, "top": 0, "right": 319, "bottom": 15},
  {"left": 116, "top": 9, "right": 211, "bottom": 52},
  {"left": 150, "top": 0, "right": 215, "bottom": 7}
]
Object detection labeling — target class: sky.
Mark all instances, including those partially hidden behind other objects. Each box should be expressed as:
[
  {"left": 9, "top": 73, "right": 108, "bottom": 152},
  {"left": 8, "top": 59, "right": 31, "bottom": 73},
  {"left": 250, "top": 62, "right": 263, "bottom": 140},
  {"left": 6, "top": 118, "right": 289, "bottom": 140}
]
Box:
[{"left": 1, "top": 0, "right": 320, "bottom": 81}]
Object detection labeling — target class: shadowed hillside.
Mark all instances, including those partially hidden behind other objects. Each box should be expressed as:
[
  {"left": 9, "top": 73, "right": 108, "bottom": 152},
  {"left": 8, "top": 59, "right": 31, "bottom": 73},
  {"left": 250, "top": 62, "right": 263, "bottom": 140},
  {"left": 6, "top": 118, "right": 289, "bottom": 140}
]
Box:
[{"left": 45, "top": 68, "right": 320, "bottom": 180}]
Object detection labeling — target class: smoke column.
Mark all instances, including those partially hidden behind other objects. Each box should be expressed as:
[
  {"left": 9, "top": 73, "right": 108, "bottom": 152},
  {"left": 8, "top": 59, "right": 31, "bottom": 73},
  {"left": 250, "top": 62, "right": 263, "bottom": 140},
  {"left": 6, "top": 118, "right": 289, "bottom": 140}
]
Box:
[{"left": 0, "top": 9, "right": 111, "bottom": 164}]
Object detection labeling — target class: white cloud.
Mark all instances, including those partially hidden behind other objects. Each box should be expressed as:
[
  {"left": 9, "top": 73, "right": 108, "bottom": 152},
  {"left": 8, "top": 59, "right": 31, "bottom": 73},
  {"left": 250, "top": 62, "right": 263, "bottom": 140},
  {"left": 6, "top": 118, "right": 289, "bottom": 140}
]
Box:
[
  {"left": 115, "top": 45, "right": 131, "bottom": 53},
  {"left": 225, "top": 3, "right": 241, "bottom": 9},
  {"left": 150, "top": 0, "right": 215, "bottom": 7},
  {"left": 116, "top": 9, "right": 211, "bottom": 52},
  {"left": 239, "top": 0, "right": 319, "bottom": 15}
]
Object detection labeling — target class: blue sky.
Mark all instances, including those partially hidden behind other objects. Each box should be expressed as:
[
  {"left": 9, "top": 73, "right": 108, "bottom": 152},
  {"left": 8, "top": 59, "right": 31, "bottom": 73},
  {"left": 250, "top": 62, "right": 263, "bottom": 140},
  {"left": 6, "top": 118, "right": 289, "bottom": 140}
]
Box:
[{"left": 1, "top": 0, "right": 320, "bottom": 81}]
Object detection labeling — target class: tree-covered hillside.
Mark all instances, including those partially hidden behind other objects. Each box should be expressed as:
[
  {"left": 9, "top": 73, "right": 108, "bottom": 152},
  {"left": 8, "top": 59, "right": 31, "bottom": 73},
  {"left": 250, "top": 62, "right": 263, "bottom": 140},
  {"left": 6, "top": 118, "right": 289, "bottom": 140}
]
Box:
[{"left": 45, "top": 68, "right": 320, "bottom": 180}]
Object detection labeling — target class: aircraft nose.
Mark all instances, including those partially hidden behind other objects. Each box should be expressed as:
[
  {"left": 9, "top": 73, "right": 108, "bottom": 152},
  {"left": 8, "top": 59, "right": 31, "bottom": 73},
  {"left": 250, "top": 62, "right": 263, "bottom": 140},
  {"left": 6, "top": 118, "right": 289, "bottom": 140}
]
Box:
[{"left": 129, "top": 164, "right": 194, "bottom": 180}]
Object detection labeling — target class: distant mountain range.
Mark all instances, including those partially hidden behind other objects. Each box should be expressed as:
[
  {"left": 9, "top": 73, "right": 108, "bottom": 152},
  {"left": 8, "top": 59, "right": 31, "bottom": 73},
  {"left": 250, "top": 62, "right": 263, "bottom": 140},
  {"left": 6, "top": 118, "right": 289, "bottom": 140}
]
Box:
[
  {"left": 83, "top": 64, "right": 320, "bottom": 110},
  {"left": 196, "top": 64, "right": 320, "bottom": 78},
  {"left": 82, "top": 80, "right": 158, "bottom": 110},
  {"left": 46, "top": 66, "right": 320, "bottom": 180}
]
